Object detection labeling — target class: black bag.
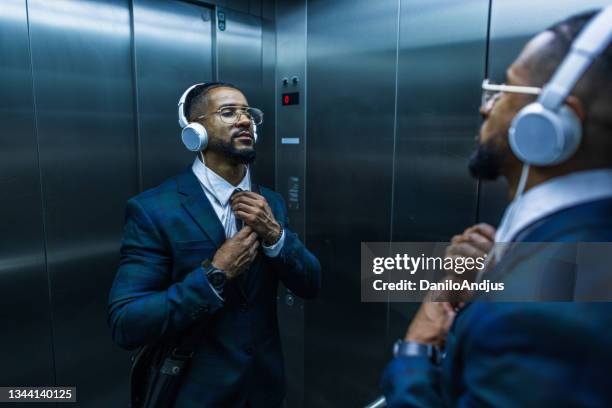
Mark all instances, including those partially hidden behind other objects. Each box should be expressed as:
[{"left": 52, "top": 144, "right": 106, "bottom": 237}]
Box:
[{"left": 129, "top": 328, "right": 203, "bottom": 408}]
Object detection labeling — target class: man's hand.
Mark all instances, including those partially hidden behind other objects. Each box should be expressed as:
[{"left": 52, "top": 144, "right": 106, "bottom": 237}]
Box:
[
  {"left": 405, "top": 223, "right": 496, "bottom": 347},
  {"left": 405, "top": 296, "right": 458, "bottom": 347},
  {"left": 212, "top": 226, "right": 259, "bottom": 279},
  {"left": 231, "top": 191, "right": 282, "bottom": 245},
  {"left": 446, "top": 223, "right": 495, "bottom": 261}
]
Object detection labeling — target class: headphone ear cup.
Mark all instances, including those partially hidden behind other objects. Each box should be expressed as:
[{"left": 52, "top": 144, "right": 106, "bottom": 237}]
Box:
[
  {"left": 555, "top": 105, "right": 582, "bottom": 163},
  {"left": 509, "top": 103, "right": 581, "bottom": 166},
  {"left": 181, "top": 122, "right": 208, "bottom": 152}
]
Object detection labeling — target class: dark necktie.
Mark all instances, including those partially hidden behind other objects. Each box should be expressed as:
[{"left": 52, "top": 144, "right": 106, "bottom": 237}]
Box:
[{"left": 232, "top": 188, "right": 244, "bottom": 232}]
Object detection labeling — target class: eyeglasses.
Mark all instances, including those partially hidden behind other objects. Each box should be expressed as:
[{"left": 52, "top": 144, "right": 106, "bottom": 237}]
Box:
[
  {"left": 196, "top": 106, "right": 264, "bottom": 125},
  {"left": 481, "top": 79, "right": 541, "bottom": 107}
]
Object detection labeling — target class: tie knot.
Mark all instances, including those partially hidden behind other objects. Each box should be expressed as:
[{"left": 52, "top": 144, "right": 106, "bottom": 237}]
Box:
[{"left": 231, "top": 188, "right": 243, "bottom": 201}]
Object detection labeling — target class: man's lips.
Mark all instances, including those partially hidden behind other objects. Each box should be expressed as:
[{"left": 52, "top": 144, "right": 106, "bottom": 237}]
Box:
[{"left": 234, "top": 131, "right": 254, "bottom": 141}]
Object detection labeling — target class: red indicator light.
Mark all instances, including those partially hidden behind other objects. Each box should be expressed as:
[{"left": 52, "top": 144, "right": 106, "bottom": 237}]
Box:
[{"left": 282, "top": 92, "right": 299, "bottom": 106}]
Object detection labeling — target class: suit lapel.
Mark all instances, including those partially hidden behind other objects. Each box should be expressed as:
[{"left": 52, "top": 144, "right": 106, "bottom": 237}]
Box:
[{"left": 176, "top": 167, "right": 226, "bottom": 248}]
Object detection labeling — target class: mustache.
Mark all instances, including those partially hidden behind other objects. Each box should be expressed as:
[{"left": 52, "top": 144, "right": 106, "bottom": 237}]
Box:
[{"left": 232, "top": 128, "right": 253, "bottom": 139}]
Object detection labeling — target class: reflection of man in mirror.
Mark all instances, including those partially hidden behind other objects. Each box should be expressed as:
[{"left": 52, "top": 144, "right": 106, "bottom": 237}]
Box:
[
  {"left": 382, "top": 10, "right": 612, "bottom": 407},
  {"left": 108, "top": 83, "right": 321, "bottom": 407}
]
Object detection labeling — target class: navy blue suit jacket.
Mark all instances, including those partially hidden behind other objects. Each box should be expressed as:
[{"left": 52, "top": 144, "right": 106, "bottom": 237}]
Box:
[
  {"left": 381, "top": 198, "right": 612, "bottom": 407},
  {"left": 108, "top": 167, "right": 321, "bottom": 407}
]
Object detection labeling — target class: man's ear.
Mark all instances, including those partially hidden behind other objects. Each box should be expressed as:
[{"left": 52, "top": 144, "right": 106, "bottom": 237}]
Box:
[{"left": 565, "top": 95, "right": 585, "bottom": 121}]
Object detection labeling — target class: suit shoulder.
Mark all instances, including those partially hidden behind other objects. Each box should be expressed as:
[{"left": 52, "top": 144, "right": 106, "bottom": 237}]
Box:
[
  {"left": 259, "top": 186, "right": 284, "bottom": 204},
  {"left": 458, "top": 302, "right": 612, "bottom": 344},
  {"left": 519, "top": 198, "right": 612, "bottom": 242},
  {"left": 127, "top": 175, "right": 180, "bottom": 210}
]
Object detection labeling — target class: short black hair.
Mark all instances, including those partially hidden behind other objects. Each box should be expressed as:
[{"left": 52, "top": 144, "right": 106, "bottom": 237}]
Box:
[
  {"left": 533, "top": 10, "right": 612, "bottom": 93},
  {"left": 184, "top": 81, "right": 239, "bottom": 121}
]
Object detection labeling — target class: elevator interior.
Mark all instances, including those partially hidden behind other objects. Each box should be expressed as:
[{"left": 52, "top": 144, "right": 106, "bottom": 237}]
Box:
[{"left": 1, "top": 0, "right": 609, "bottom": 407}]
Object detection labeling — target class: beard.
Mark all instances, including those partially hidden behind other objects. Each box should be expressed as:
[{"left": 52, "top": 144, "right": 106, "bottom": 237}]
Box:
[
  {"left": 468, "top": 137, "right": 505, "bottom": 181},
  {"left": 210, "top": 137, "right": 256, "bottom": 164}
]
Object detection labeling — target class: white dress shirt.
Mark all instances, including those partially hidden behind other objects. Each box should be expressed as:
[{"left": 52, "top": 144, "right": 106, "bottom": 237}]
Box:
[
  {"left": 496, "top": 168, "right": 612, "bottom": 244},
  {"left": 192, "top": 157, "right": 285, "bottom": 257}
]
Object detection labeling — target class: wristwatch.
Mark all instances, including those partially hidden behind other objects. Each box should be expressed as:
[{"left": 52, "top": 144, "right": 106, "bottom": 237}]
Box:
[
  {"left": 393, "top": 339, "right": 442, "bottom": 364},
  {"left": 204, "top": 264, "right": 227, "bottom": 294},
  {"left": 265, "top": 226, "right": 283, "bottom": 246}
]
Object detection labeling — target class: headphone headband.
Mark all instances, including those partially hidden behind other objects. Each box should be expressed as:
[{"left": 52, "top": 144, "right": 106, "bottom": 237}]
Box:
[
  {"left": 178, "top": 83, "right": 206, "bottom": 129},
  {"left": 509, "top": 6, "right": 612, "bottom": 166},
  {"left": 539, "top": 5, "right": 612, "bottom": 111}
]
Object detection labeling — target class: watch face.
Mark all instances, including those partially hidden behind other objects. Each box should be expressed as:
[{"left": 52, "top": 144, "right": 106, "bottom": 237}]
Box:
[{"left": 210, "top": 271, "right": 226, "bottom": 286}]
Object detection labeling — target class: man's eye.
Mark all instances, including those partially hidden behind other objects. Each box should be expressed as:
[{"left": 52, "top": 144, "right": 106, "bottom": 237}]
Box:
[{"left": 220, "top": 110, "right": 235, "bottom": 118}]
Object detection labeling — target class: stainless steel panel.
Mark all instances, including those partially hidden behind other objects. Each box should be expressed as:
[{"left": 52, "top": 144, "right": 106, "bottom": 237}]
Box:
[
  {"left": 249, "top": 0, "right": 263, "bottom": 17},
  {"left": 133, "top": 0, "right": 214, "bottom": 190},
  {"left": 0, "top": 0, "right": 55, "bottom": 391},
  {"left": 217, "top": 7, "right": 275, "bottom": 186},
  {"left": 260, "top": 15, "right": 277, "bottom": 187},
  {"left": 27, "top": 0, "right": 137, "bottom": 405},
  {"left": 392, "top": 0, "right": 487, "bottom": 242},
  {"left": 388, "top": 0, "right": 489, "bottom": 397},
  {"left": 479, "top": 0, "right": 611, "bottom": 225},
  {"left": 275, "top": 1, "right": 306, "bottom": 405},
  {"left": 262, "top": 0, "right": 275, "bottom": 20},
  {"left": 305, "top": 1, "right": 399, "bottom": 406}
]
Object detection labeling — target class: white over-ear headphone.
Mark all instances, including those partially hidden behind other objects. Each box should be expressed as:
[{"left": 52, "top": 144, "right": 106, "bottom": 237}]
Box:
[
  {"left": 509, "top": 6, "right": 612, "bottom": 166},
  {"left": 178, "top": 83, "right": 208, "bottom": 152},
  {"left": 178, "top": 83, "right": 259, "bottom": 152}
]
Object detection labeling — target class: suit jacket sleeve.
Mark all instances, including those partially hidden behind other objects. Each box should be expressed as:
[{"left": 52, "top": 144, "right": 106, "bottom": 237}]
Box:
[
  {"left": 381, "top": 302, "right": 606, "bottom": 407},
  {"left": 269, "top": 192, "right": 321, "bottom": 299},
  {"left": 380, "top": 354, "right": 443, "bottom": 408},
  {"left": 107, "top": 198, "right": 224, "bottom": 350}
]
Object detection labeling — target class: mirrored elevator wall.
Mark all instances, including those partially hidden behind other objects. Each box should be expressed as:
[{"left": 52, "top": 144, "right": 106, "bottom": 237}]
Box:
[
  {"left": 0, "top": 1, "right": 275, "bottom": 406},
  {"left": 273, "top": 0, "right": 612, "bottom": 407}
]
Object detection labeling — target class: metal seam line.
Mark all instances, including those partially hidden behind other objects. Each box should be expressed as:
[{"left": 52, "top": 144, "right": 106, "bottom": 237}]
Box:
[
  {"left": 128, "top": 0, "right": 143, "bottom": 193},
  {"left": 475, "top": 0, "right": 494, "bottom": 224},
  {"left": 25, "top": 0, "right": 58, "bottom": 388},
  {"left": 386, "top": 0, "right": 403, "bottom": 343}
]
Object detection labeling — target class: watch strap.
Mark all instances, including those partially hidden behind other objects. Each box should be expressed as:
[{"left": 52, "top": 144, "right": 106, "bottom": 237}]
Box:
[{"left": 393, "top": 340, "right": 442, "bottom": 364}]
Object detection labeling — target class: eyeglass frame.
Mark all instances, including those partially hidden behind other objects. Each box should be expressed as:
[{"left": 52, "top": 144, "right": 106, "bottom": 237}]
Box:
[
  {"left": 195, "top": 105, "right": 264, "bottom": 125},
  {"left": 481, "top": 79, "right": 542, "bottom": 107}
]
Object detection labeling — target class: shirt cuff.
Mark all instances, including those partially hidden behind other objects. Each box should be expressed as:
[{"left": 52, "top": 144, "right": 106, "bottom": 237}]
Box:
[{"left": 262, "top": 228, "right": 285, "bottom": 258}]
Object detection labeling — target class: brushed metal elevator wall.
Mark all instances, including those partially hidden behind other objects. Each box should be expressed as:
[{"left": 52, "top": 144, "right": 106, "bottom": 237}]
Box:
[
  {"left": 291, "top": 0, "right": 611, "bottom": 406},
  {"left": 0, "top": 0, "right": 275, "bottom": 406}
]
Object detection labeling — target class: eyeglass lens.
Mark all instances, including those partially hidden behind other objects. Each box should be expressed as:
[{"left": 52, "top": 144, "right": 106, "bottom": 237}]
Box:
[{"left": 218, "top": 107, "right": 263, "bottom": 125}]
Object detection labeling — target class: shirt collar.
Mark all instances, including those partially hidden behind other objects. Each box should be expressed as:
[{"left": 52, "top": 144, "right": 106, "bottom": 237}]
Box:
[
  {"left": 192, "top": 157, "right": 251, "bottom": 206},
  {"left": 496, "top": 168, "right": 612, "bottom": 243}
]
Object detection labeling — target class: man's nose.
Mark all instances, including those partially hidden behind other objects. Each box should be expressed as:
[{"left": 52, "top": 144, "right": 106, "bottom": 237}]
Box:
[
  {"left": 479, "top": 98, "right": 494, "bottom": 119},
  {"left": 235, "top": 111, "right": 252, "bottom": 128},
  {"left": 479, "top": 103, "right": 489, "bottom": 119}
]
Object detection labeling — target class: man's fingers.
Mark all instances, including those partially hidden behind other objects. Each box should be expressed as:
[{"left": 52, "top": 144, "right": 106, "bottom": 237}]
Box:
[
  {"left": 468, "top": 223, "right": 496, "bottom": 241},
  {"left": 450, "top": 234, "right": 466, "bottom": 245},
  {"left": 231, "top": 192, "right": 264, "bottom": 207},
  {"left": 465, "top": 232, "right": 494, "bottom": 253},
  {"left": 446, "top": 242, "right": 485, "bottom": 258},
  {"left": 242, "top": 231, "right": 258, "bottom": 246},
  {"left": 236, "top": 225, "right": 253, "bottom": 237},
  {"left": 235, "top": 210, "right": 256, "bottom": 223},
  {"left": 249, "top": 240, "right": 260, "bottom": 257},
  {"left": 232, "top": 202, "right": 260, "bottom": 215}
]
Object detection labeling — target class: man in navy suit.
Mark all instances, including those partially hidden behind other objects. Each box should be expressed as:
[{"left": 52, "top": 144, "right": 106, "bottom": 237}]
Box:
[
  {"left": 381, "top": 10, "right": 612, "bottom": 407},
  {"left": 108, "top": 82, "right": 321, "bottom": 407}
]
